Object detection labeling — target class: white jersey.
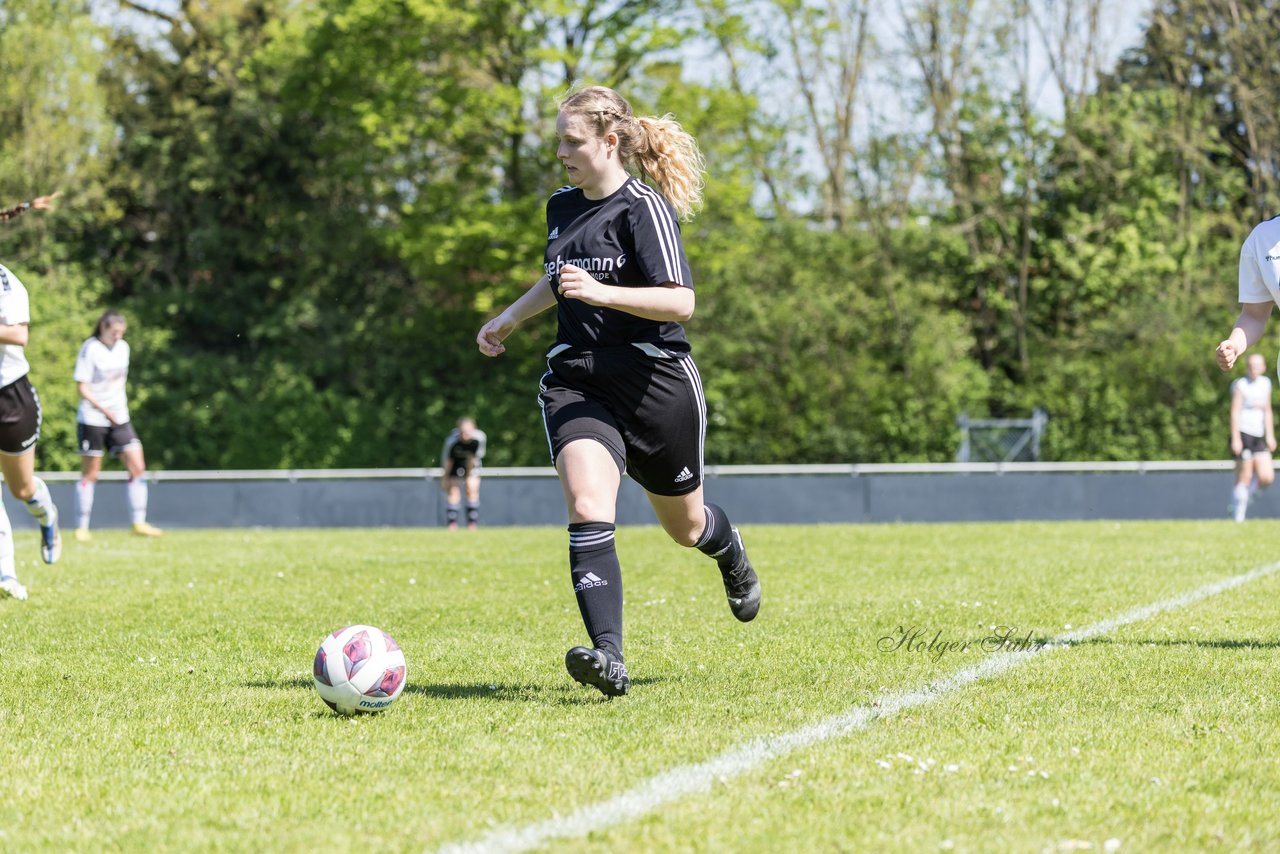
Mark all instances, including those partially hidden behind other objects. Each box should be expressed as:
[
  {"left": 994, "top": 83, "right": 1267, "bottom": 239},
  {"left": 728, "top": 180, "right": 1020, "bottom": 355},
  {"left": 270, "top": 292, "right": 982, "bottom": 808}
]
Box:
[
  {"left": 1232, "top": 375, "right": 1272, "bottom": 438},
  {"left": 74, "top": 336, "right": 131, "bottom": 427},
  {"left": 1238, "top": 216, "right": 1280, "bottom": 304},
  {"left": 0, "top": 264, "right": 31, "bottom": 388}
]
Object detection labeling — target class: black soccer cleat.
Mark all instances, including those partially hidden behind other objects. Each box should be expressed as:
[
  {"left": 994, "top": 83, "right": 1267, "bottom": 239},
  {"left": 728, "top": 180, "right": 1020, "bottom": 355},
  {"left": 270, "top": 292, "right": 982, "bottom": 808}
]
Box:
[
  {"left": 565, "top": 646, "right": 629, "bottom": 697},
  {"left": 719, "top": 527, "right": 761, "bottom": 622}
]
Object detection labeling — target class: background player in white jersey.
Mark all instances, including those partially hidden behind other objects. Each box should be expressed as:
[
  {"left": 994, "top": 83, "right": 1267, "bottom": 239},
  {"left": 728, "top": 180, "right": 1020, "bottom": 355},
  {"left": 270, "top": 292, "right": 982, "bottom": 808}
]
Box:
[
  {"left": 0, "top": 262, "right": 63, "bottom": 600},
  {"left": 477, "top": 86, "right": 760, "bottom": 697},
  {"left": 1227, "top": 353, "right": 1275, "bottom": 522},
  {"left": 73, "top": 310, "right": 162, "bottom": 539},
  {"left": 440, "top": 416, "right": 486, "bottom": 530}
]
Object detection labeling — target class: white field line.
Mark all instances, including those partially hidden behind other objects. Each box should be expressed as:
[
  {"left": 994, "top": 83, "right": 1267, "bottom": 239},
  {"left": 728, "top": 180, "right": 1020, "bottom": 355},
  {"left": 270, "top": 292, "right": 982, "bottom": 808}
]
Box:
[{"left": 434, "top": 560, "right": 1280, "bottom": 854}]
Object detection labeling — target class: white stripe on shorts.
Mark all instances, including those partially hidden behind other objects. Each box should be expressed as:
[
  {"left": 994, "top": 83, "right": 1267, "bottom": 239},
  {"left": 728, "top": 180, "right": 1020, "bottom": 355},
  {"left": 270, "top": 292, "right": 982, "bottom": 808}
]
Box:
[
  {"left": 674, "top": 356, "right": 706, "bottom": 479},
  {"left": 537, "top": 369, "right": 556, "bottom": 464}
]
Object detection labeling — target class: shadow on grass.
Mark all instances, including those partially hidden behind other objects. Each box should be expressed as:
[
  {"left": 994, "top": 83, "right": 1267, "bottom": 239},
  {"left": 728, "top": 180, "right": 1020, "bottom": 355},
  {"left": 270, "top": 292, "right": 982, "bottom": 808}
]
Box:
[
  {"left": 408, "top": 680, "right": 661, "bottom": 705},
  {"left": 1065, "top": 637, "right": 1280, "bottom": 650},
  {"left": 244, "top": 678, "right": 315, "bottom": 691},
  {"left": 244, "top": 676, "right": 662, "bottom": 705}
]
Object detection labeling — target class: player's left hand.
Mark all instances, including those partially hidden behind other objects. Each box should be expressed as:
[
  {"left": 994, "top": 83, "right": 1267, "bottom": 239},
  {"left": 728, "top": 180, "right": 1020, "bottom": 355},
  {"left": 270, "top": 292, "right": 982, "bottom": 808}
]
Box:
[
  {"left": 558, "top": 264, "right": 610, "bottom": 306},
  {"left": 1268, "top": 435, "right": 1276, "bottom": 453}
]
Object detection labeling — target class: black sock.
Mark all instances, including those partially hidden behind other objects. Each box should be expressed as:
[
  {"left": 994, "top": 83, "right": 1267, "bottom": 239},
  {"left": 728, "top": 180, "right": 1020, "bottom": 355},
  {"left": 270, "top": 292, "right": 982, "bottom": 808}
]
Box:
[
  {"left": 465, "top": 501, "right": 479, "bottom": 524},
  {"left": 446, "top": 503, "right": 460, "bottom": 525},
  {"left": 694, "top": 503, "right": 737, "bottom": 566},
  {"left": 569, "top": 522, "right": 623, "bottom": 659}
]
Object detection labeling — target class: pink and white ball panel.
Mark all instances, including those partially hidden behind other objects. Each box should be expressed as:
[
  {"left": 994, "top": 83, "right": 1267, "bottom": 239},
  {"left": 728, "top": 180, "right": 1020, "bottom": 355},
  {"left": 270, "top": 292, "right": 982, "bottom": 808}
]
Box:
[{"left": 312, "top": 624, "right": 407, "bottom": 715}]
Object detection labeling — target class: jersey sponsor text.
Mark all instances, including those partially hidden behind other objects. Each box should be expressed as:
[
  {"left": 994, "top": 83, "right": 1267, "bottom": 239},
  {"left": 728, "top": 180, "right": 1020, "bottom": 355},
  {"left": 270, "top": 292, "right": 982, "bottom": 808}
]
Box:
[{"left": 544, "top": 253, "right": 628, "bottom": 282}]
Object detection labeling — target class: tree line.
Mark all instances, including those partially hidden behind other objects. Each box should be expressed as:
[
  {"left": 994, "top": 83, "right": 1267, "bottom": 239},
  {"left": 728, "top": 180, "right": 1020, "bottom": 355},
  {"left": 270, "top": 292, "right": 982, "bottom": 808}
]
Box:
[{"left": 0, "top": 0, "right": 1275, "bottom": 470}]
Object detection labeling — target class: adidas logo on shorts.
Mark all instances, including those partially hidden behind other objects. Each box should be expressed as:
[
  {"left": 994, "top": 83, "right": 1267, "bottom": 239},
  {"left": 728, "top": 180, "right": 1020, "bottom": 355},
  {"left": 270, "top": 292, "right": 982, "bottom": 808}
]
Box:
[
  {"left": 574, "top": 571, "right": 608, "bottom": 591},
  {"left": 674, "top": 466, "right": 694, "bottom": 483}
]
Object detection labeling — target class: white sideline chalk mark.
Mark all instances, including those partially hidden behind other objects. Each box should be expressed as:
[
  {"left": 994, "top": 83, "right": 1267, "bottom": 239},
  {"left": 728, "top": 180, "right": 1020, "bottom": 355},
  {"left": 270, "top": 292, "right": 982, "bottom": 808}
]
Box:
[{"left": 434, "top": 561, "right": 1280, "bottom": 854}]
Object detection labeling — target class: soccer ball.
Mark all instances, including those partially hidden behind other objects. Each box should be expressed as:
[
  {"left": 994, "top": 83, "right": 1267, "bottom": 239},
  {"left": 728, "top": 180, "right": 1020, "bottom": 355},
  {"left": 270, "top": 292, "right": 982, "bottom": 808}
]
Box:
[{"left": 312, "top": 624, "right": 408, "bottom": 715}]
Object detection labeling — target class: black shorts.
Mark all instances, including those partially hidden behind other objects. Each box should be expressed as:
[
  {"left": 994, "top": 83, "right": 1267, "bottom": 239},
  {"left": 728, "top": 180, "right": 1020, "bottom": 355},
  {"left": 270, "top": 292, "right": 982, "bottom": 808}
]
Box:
[
  {"left": 445, "top": 459, "right": 478, "bottom": 479},
  {"left": 78, "top": 421, "right": 142, "bottom": 457},
  {"left": 538, "top": 343, "right": 705, "bottom": 497},
  {"left": 0, "top": 375, "right": 42, "bottom": 456},
  {"left": 1234, "top": 432, "right": 1270, "bottom": 460}
]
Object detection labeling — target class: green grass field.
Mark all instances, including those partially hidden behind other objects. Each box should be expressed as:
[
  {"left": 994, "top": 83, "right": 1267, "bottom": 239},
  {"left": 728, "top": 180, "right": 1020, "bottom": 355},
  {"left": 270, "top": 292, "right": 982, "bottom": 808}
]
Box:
[{"left": 1, "top": 522, "right": 1278, "bottom": 853}]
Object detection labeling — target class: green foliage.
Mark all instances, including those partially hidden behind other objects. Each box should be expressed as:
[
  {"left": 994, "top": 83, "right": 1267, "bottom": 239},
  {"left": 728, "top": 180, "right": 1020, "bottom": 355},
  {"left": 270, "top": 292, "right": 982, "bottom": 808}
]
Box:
[
  {"left": 1026, "top": 85, "right": 1252, "bottom": 460},
  {"left": 0, "top": 0, "right": 110, "bottom": 469},
  {"left": 695, "top": 218, "right": 988, "bottom": 463},
  {"left": 0, "top": 0, "right": 108, "bottom": 202}
]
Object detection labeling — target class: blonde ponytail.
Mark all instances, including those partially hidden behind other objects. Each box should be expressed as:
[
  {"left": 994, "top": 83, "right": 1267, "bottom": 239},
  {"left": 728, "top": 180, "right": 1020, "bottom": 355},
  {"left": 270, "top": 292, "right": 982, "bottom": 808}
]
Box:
[
  {"left": 632, "top": 114, "right": 705, "bottom": 221},
  {"left": 558, "top": 86, "right": 707, "bottom": 221}
]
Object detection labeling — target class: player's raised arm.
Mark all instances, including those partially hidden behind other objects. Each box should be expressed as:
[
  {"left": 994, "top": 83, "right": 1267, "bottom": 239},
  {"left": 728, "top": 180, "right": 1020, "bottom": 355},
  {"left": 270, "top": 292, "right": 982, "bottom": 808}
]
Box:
[
  {"left": 30, "top": 191, "right": 61, "bottom": 210},
  {"left": 0, "top": 191, "right": 60, "bottom": 223}
]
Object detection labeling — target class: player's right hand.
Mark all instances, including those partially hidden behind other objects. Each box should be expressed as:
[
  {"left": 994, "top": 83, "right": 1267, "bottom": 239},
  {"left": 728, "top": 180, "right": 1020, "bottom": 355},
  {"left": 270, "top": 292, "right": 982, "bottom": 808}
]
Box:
[
  {"left": 1216, "top": 340, "right": 1240, "bottom": 372},
  {"left": 1232, "top": 436, "right": 1243, "bottom": 456},
  {"left": 477, "top": 314, "right": 514, "bottom": 357}
]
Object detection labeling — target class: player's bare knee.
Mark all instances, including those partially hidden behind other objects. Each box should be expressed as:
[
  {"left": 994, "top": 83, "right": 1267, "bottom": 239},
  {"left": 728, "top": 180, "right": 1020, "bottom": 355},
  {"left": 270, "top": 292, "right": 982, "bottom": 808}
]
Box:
[
  {"left": 567, "top": 496, "right": 612, "bottom": 524},
  {"left": 670, "top": 529, "right": 700, "bottom": 548},
  {"left": 662, "top": 519, "right": 701, "bottom": 548}
]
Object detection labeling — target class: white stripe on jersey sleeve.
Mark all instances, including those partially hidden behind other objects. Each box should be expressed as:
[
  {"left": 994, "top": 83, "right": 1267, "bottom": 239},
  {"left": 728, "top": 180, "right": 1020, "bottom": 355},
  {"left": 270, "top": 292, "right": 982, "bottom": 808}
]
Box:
[
  {"left": 626, "top": 181, "right": 684, "bottom": 285},
  {"left": 627, "top": 181, "right": 679, "bottom": 283}
]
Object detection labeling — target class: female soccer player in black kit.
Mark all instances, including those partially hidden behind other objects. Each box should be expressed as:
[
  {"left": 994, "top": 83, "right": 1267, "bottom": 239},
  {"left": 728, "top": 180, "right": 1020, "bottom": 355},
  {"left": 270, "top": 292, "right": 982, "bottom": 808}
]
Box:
[{"left": 477, "top": 86, "right": 760, "bottom": 697}]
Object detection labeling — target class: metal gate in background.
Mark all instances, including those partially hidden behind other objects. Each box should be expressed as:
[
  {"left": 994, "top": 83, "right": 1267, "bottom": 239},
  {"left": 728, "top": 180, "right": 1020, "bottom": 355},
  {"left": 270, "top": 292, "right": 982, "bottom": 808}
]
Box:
[{"left": 956, "top": 409, "right": 1048, "bottom": 463}]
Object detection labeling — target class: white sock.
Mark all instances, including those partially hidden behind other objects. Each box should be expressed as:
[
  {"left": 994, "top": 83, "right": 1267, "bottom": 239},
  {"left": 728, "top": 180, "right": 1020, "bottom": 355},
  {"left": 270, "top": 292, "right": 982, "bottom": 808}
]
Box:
[
  {"left": 23, "top": 477, "right": 55, "bottom": 527},
  {"left": 127, "top": 478, "right": 148, "bottom": 525},
  {"left": 0, "top": 507, "right": 14, "bottom": 579},
  {"left": 76, "top": 479, "right": 96, "bottom": 530},
  {"left": 1234, "top": 483, "right": 1250, "bottom": 522}
]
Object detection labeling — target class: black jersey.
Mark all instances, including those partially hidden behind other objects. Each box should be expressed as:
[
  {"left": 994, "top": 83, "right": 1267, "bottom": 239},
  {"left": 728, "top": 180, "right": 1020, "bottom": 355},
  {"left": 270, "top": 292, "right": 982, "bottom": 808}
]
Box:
[
  {"left": 543, "top": 177, "right": 693, "bottom": 352},
  {"left": 440, "top": 428, "right": 487, "bottom": 468}
]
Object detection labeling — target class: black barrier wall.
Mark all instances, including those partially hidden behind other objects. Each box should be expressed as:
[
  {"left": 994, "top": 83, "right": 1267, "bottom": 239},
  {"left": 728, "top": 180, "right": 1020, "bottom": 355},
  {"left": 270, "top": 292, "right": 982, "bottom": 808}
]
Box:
[{"left": 1, "top": 466, "right": 1255, "bottom": 530}]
